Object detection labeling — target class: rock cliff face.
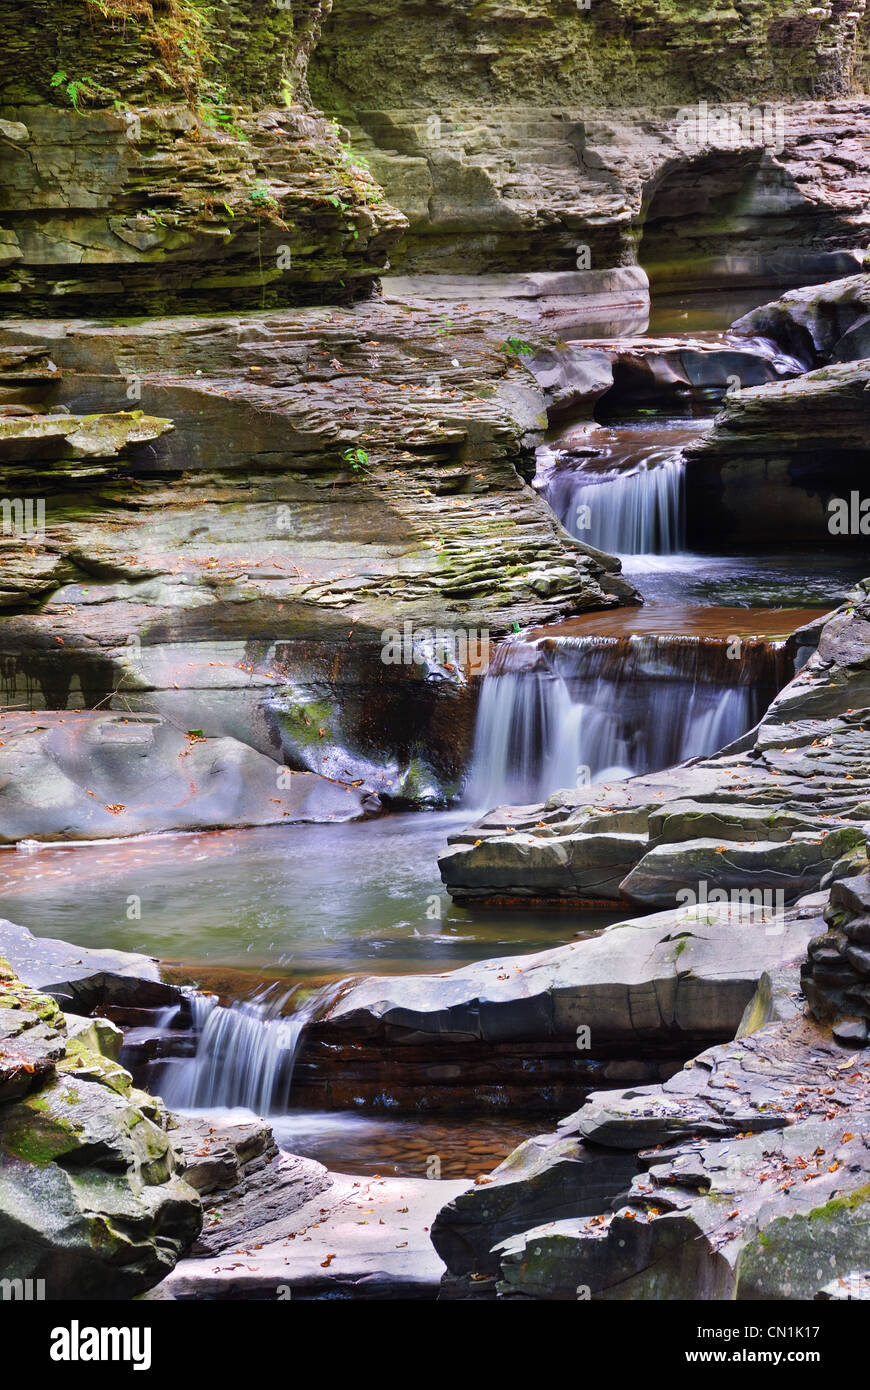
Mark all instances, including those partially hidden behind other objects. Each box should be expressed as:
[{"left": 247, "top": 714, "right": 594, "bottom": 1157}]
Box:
[
  {"left": 0, "top": 301, "right": 633, "bottom": 818},
  {"left": 4, "top": 3, "right": 870, "bottom": 309},
  {"left": 427, "top": 891, "right": 870, "bottom": 1301},
  {"left": 0, "top": 0, "right": 405, "bottom": 315},
  {"left": 311, "top": 0, "right": 870, "bottom": 110},
  {"left": 305, "top": 0, "right": 870, "bottom": 286}
]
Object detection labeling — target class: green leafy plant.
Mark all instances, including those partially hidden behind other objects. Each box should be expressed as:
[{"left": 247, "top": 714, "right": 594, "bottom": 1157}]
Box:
[
  {"left": 50, "top": 69, "right": 113, "bottom": 111},
  {"left": 343, "top": 446, "right": 371, "bottom": 474},
  {"left": 249, "top": 182, "right": 278, "bottom": 210},
  {"left": 501, "top": 335, "right": 535, "bottom": 357},
  {"left": 199, "top": 87, "right": 248, "bottom": 141}
]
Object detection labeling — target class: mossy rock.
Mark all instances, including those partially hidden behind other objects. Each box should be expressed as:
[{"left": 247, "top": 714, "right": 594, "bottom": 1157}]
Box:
[{"left": 0, "top": 959, "right": 201, "bottom": 1297}]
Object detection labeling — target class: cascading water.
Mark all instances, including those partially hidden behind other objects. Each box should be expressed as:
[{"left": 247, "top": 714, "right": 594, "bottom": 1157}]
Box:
[
  {"left": 535, "top": 419, "right": 712, "bottom": 557},
  {"left": 157, "top": 986, "right": 316, "bottom": 1116},
  {"left": 542, "top": 447, "right": 686, "bottom": 554},
  {"left": 466, "top": 634, "right": 790, "bottom": 809}
]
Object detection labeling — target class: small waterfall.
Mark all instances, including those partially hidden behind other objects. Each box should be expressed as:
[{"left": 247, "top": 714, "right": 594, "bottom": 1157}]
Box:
[
  {"left": 157, "top": 986, "right": 315, "bottom": 1116},
  {"left": 541, "top": 449, "right": 686, "bottom": 555},
  {"left": 466, "top": 634, "right": 789, "bottom": 809}
]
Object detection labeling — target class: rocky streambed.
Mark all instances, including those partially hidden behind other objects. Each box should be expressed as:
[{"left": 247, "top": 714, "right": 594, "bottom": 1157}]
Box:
[{"left": 4, "top": 0, "right": 870, "bottom": 1311}]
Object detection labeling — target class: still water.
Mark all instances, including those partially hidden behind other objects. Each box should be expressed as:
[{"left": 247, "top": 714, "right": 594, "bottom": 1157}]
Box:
[{"left": 0, "top": 812, "right": 616, "bottom": 986}]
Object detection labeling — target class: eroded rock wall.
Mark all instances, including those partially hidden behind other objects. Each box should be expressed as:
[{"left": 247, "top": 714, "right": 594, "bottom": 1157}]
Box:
[
  {"left": 0, "top": 0, "right": 406, "bottom": 314},
  {"left": 311, "top": 0, "right": 870, "bottom": 111}
]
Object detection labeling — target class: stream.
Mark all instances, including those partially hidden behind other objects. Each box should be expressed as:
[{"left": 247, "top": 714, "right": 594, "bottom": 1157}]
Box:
[{"left": 1, "top": 286, "right": 866, "bottom": 1183}]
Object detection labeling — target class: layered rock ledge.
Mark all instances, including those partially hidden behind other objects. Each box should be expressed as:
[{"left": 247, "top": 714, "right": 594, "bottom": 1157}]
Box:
[
  {"left": 440, "top": 585, "right": 870, "bottom": 909},
  {"left": 0, "top": 300, "right": 635, "bottom": 815},
  {"left": 430, "top": 888, "right": 870, "bottom": 1300},
  {"left": 293, "top": 894, "right": 821, "bottom": 1112},
  {"left": 0, "top": 953, "right": 202, "bottom": 1298}
]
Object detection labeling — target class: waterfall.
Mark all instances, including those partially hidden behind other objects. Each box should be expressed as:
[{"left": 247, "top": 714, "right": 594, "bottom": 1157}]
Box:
[
  {"left": 466, "top": 634, "right": 788, "bottom": 809},
  {"left": 157, "top": 987, "right": 315, "bottom": 1116},
  {"left": 541, "top": 449, "right": 686, "bottom": 555}
]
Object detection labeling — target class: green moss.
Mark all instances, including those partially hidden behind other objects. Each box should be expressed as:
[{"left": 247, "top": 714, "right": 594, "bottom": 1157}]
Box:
[
  {"left": 808, "top": 1182, "right": 870, "bottom": 1220},
  {"left": 59, "top": 1039, "right": 133, "bottom": 1097}
]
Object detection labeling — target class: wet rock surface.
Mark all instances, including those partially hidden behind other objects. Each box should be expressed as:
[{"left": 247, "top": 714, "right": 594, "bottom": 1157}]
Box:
[
  {"left": 731, "top": 274, "right": 870, "bottom": 369},
  {"left": 0, "top": 914, "right": 178, "bottom": 1014},
  {"left": 440, "top": 588, "right": 870, "bottom": 909},
  {"left": 0, "top": 708, "right": 377, "bottom": 841},
  {"left": 804, "top": 873, "right": 870, "bottom": 1043},
  {"left": 294, "top": 896, "right": 819, "bottom": 1111},
  {"left": 0, "top": 300, "right": 633, "bottom": 809},
  {"left": 166, "top": 1112, "right": 333, "bottom": 1256},
  {"left": 0, "top": 955, "right": 202, "bottom": 1299},
  {"left": 429, "top": 935, "right": 870, "bottom": 1300},
  {"left": 683, "top": 354, "right": 870, "bottom": 545}
]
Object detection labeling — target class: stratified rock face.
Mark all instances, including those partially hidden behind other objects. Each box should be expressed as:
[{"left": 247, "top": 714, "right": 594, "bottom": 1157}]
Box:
[
  {"left": 294, "top": 897, "right": 819, "bottom": 1111},
  {"left": 4, "top": 3, "right": 870, "bottom": 304},
  {"left": 309, "top": 0, "right": 870, "bottom": 287},
  {"left": 306, "top": 98, "right": 870, "bottom": 286},
  {"left": 495, "top": 1111, "right": 870, "bottom": 1300},
  {"left": 803, "top": 873, "right": 870, "bottom": 1042},
  {"left": 311, "top": 1, "right": 869, "bottom": 109},
  {"left": 167, "top": 1112, "right": 333, "bottom": 1255},
  {"left": 440, "top": 584, "right": 870, "bottom": 908},
  {"left": 0, "top": 0, "right": 406, "bottom": 315},
  {"left": 0, "top": 956, "right": 202, "bottom": 1299},
  {"left": 683, "top": 356, "right": 870, "bottom": 545},
  {"left": 0, "top": 303, "right": 633, "bottom": 810},
  {"left": 432, "top": 934, "right": 870, "bottom": 1300}
]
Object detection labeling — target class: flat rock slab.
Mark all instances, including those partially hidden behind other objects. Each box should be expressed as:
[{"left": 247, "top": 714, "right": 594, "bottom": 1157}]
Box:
[
  {"left": 0, "top": 915, "right": 177, "bottom": 1012},
  {"left": 318, "top": 898, "right": 819, "bottom": 1047},
  {"left": 0, "top": 710, "right": 375, "bottom": 842},
  {"left": 495, "top": 1110, "right": 870, "bottom": 1300},
  {"left": 0, "top": 410, "right": 173, "bottom": 461},
  {"left": 621, "top": 827, "right": 864, "bottom": 909},
  {"left": 571, "top": 1009, "right": 865, "bottom": 1151},
  {"left": 149, "top": 1171, "right": 470, "bottom": 1301}
]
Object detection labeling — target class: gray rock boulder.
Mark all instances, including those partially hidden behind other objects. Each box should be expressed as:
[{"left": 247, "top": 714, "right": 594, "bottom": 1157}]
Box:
[
  {"left": 0, "top": 915, "right": 178, "bottom": 1014},
  {"left": 0, "top": 959, "right": 202, "bottom": 1299},
  {"left": 731, "top": 274, "right": 870, "bottom": 368},
  {"left": 495, "top": 1113, "right": 870, "bottom": 1299},
  {"left": 0, "top": 709, "right": 377, "bottom": 842}
]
